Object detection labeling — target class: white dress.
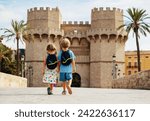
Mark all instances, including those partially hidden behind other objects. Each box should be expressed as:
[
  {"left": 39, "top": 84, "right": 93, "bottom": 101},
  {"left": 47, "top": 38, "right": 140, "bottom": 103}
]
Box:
[{"left": 42, "top": 68, "right": 57, "bottom": 84}]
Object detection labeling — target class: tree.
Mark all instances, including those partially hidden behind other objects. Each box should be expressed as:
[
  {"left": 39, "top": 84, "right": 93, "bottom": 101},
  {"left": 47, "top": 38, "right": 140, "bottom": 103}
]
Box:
[
  {"left": 0, "top": 42, "right": 16, "bottom": 74},
  {"left": 118, "top": 8, "right": 150, "bottom": 72},
  {"left": 0, "top": 45, "right": 10, "bottom": 72},
  {"left": 1, "top": 20, "right": 27, "bottom": 75}
]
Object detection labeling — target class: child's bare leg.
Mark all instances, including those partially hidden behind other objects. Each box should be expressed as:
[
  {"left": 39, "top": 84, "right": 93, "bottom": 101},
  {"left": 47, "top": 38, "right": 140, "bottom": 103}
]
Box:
[
  {"left": 47, "top": 84, "right": 53, "bottom": 95},
  {"left": 62, "top": 82, "right": 66, "bottom": 90},
  {"left": 66, "top": 80, "right": 72, "bottom": 95},
  {"left": 50, "top": 84, "right": 53, "bottom": 92},
  {"left": 68, "top": 80, "right": 72, "bottom": 87},
  {"left": 62, "top": 82, "right": 66, "bottom": 95}
]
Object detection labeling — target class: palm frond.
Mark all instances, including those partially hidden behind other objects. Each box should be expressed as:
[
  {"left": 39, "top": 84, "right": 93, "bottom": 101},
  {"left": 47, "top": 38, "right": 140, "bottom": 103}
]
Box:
[
  {"left": 123, "top": 15, "right": 133, "bottom": 22},
  {"left": 141, "top": 25, "right": 150, "bottom": 33},
  {"left": 140, "top": 22, "right": 150, "bottom": 28},
  {"left": 2, "top": 56, "right": 11, "bottom": 64},
  {"left": 117, "top": 24, "right": 126, "bottom": 30},
  {"left": 139, "top": 28, "right": 147, "bottom": 36}
]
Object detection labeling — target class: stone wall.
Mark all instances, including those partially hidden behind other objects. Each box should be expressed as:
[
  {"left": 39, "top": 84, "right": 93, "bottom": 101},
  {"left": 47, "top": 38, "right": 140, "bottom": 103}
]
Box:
[
  {"left": 0, "top": 72, "right": 27, "bottom": 88},
  {"left": 113, "top": 70, "right": 150, "bottom": 89}
]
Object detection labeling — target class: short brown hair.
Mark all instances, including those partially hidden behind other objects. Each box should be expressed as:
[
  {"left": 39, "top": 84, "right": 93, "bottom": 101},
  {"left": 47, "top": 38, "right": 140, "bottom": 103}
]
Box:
[
  {"left": 46, "top": 43, "right": 56, "bottom": 51},
  {"left": 60, "top": 38, "right": 70, "bottom": 48}
]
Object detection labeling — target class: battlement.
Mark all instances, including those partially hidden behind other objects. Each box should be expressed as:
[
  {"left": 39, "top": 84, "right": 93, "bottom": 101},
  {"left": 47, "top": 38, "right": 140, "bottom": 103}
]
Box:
[
  {"left": 87, "top": 28, "right": 116, "bottom": 35},
  {"left": 92, "top": 7, "right": 123, "bottom": 13},
  {"left": 62, "top": 21, "right": 90, "bottom": 25},
  {"left": 27, "top": 28, "right": 64, "bottom": 35},
  {"left": 27, "top": 7, "right": 59, "bottom": 13}
]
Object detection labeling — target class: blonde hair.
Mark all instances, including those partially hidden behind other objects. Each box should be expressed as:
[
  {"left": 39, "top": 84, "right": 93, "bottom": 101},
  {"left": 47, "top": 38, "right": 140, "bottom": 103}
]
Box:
[
  {"left": 46, "top": 43, "right": 56, "bottom": 51},
  {"left": 60, "top": 38, "right": 70, "bottom": 48}
]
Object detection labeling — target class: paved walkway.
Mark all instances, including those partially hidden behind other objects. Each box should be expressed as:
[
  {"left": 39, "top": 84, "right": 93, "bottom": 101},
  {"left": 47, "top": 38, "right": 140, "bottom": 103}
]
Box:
[{"left": 0, "top": 87, "right": 150, "bottom": 104}]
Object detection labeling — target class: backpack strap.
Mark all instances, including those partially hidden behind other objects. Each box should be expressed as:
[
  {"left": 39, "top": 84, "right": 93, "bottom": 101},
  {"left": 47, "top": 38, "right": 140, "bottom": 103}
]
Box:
[{"left": 47, "top": 60, "right": 58, "bottom": 66}]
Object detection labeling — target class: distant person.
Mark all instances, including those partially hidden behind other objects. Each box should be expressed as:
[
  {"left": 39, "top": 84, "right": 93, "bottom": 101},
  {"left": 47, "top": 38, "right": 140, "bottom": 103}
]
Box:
[
  {"left": 42, "top": 43, "right": 58, "bottom": 95},
  {"left": 58, "top": 38, "right": 76, "bottom": 95}
]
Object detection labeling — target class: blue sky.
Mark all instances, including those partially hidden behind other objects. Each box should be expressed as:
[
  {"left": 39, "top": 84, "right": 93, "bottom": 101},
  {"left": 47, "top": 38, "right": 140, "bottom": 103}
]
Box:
[{"left": 0, "top": 0, "right": 150, "bottom": 50}]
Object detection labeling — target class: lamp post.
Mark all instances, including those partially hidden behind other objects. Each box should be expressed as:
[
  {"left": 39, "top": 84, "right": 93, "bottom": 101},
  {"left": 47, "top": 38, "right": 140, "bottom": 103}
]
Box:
[
  {"left": 21, "top": 55, "right": 25, "bottom": 77},
  {"left": 28, "top": 65, "right": 33, "bottom": 86},
  {"left": 115, "top": 63, "right": 118, "bottom": 78},
  {"left": 112, "top": 55, "right": 116, "bottom": 79}
]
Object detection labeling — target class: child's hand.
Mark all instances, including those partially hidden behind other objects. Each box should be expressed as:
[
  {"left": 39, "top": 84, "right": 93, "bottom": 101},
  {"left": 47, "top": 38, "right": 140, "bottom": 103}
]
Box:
[
  {"left": 73, "top": 67, "right": 76, "bottom": 73},
  {"left": 56, "top": 80, "right": 58, "bottom": 84},
  {"left": 56, "top": 68, "right": 60, "bottom": 73}
]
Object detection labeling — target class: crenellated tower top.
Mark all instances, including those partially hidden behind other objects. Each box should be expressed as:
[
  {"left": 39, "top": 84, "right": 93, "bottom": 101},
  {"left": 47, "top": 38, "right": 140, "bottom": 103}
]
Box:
[
  {"left": 27, "top": 7, "right": 62, "bottom": 30},
  {"left": 91, "top": 7, "right": 123, "bottom": 13},
  {"left": 91, "top": 7, "right": 124, "bottom": 30},
  {"left": 62, "top": 21, "right": 90, "bottom": 25},
  {"left": 27, "top": 7, "right": 59, "bottom": 13}
]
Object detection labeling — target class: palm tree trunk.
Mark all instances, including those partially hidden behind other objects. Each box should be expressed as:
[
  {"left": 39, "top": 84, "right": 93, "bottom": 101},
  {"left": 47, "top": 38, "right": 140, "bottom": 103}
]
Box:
[
  {"left": 135, "top": 30, "right": 141, "bottom": 72},
  {"left": 16, "top": 38, "right": 19, "bottom": 76}
]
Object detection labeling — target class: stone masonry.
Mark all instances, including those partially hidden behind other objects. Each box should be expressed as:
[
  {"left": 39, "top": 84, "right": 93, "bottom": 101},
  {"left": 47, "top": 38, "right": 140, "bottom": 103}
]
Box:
[
  {"left": 113, "top": 70, "right": 150, "bottom": 89},
  {"left": 25, "top": 7, "right": 127, "bottom": 87},
  {"left": 0, "top": 72, "right": 27, "bottom": 88}
]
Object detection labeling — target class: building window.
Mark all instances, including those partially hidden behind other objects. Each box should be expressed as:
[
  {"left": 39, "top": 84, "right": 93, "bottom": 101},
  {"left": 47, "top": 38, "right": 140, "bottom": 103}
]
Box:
[
  {"left": 145, "top": 56, "right": 149, "bottom": 58},
  {"left": 128, "top": 71, "right": 131, "bottom": 75},
  {"left": 128, "top": 62, "right": 131, "bottom": 68},
  {"left": 128, "top": 57, "right": 131, "bottom": 59},
  {"left": 134, "top": 71, "right": 137, "bottom": 73},
  {"left": 134, "top": 62, "right": 137, "bottom": 68}
]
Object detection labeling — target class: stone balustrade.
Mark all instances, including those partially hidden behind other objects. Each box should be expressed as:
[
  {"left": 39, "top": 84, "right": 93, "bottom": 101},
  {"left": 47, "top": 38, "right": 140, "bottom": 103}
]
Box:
[{"left": 0, "top": 72, "right": 27, "bottom": 88}]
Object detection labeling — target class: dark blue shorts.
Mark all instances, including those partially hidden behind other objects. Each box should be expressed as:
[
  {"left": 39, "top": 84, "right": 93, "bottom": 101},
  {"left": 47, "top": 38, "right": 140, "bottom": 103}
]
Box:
[{"left": 59, "top": 73, "right": 72, "bottom": 82}]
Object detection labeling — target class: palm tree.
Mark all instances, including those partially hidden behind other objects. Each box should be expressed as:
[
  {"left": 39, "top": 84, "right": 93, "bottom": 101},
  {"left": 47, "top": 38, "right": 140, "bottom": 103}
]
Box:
[
  {"left": 1, "top": 20, "right": 27, "bottom": 75},
  {"left": 118, "top": 8, "right": 150, "bottom": 72}
]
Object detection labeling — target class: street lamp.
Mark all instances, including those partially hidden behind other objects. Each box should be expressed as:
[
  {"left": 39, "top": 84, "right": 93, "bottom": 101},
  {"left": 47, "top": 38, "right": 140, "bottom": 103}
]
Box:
[
  {"left": 21, "top": 55, "right": 25, "bottom": 77},
  {"left": 28, "top": 65, "right": 33, "bottom": 86},
  {"left": 115, "top": 64, "right": 118, "bottom": 78},
  {"left": 112, "top": 55, "right": 116, "bottom": 61},
  {"left": 112, "top": 54, "right": 116, "bottom": 79}
]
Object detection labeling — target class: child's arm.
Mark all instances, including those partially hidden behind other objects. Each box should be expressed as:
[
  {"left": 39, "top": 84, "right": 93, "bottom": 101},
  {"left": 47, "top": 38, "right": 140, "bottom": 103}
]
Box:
[
  {"left": 42, "top": 57, "right": 46, "bottom": 75},
  {"left": 57, "top": 61, "right": 60, "bottom": 73},
  {"left": 57, "top": 51, "right": 61, "bottom": 73}
]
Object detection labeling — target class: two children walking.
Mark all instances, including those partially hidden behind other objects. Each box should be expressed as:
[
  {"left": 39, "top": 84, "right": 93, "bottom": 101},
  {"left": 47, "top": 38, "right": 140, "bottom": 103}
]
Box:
[{"left": 42, "top": 38, "right": 76, "bottom": 95}]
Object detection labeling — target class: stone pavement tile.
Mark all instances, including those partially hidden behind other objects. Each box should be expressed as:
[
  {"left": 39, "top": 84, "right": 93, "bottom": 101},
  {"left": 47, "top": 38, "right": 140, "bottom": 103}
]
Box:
[{"left": 0, "top": 87, "right": 150, "bottom": 104}]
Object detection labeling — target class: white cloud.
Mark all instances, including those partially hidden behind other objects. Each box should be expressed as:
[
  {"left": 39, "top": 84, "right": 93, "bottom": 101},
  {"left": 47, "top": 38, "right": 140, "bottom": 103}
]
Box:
[{"left": 0, "top": 4, "right": 22, "bottom": 27}]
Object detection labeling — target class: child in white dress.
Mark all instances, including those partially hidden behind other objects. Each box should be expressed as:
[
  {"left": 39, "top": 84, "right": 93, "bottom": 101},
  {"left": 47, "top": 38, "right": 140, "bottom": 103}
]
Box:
[{"left": 42, "top": 43, "right": 58, "bottom": 95}]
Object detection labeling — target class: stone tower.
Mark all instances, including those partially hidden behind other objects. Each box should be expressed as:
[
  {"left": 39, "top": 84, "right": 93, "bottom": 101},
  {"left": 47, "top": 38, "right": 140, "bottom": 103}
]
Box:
[
  {"left": 25, "top": 7, "right": 127, "bottom": 87},
  {"left": 88, "top": 7, "right": 127, "bottom": 87},
  {"left": 25, "top": 7, "right": 63, "bottom": 86}
]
